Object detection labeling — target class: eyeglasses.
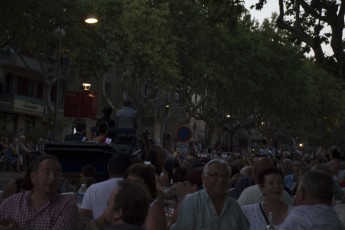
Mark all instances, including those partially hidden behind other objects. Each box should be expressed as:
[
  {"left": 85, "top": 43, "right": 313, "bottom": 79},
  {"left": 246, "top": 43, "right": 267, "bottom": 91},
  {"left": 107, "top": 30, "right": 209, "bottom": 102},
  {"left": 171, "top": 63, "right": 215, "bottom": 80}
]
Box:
[{"left": 205, "top": 173, "right": 230, "bottom": 179}]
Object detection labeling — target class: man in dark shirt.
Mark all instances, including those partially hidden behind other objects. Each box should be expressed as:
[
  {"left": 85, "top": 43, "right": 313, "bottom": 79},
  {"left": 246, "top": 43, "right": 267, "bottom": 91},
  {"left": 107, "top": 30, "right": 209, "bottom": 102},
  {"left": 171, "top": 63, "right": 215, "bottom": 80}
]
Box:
[
  {"left": 96, "top": 106, "right": 115, "bottom": 138},
  {"left": 97, "top": 106, "right": 115, "bottom": 128},
  {"left": 64, "top": 120, "right": 87, "bottom": 142}
]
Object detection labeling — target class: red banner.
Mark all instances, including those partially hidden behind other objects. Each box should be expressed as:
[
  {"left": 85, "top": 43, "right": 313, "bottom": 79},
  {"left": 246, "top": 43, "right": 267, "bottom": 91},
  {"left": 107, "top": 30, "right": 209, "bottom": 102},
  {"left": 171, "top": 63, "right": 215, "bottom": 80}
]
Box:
[{"left": 64, "top": 91, "right": 97, "bottom": 119}]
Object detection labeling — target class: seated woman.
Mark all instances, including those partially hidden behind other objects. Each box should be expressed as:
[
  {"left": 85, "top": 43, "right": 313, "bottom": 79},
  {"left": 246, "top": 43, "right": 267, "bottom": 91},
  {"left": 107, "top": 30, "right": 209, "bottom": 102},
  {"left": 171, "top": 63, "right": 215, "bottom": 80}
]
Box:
[
  {"left": 92, "top": 163, "right": 167, "bottom": 230},
  {"left": 77, "top": 164, "right": 97, "bottom": 190},
  {"left": 241, "top": 166, "right": 294, "bottom": 229},
  {"left": 125, "top": 163, "right": 167, "bottom": 230}
]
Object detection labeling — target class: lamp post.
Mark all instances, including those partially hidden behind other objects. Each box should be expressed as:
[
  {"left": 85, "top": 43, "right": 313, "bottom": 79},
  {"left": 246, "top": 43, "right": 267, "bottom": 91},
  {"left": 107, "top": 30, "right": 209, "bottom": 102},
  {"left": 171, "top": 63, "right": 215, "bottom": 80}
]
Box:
[
  {"left": 163, "top": 104, "right": 170, "bottom": 148},
  {"left": 52, "top": 16, "right": 98, "bottom": 141}
]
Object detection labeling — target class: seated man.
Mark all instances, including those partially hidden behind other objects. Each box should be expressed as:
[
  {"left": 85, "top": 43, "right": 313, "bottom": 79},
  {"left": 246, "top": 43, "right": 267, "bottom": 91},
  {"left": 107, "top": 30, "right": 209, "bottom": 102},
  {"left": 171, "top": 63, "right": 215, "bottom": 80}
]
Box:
[
  {"left": 0, "top": 155, "right": 78, "bottom": 229},
  {"left": 175, "top": 159, "right": 248, "bottom": 230},
  {"left": 64, "top": 120, "right": 88, "bottom": 142},
  {"left": 280, "top": 170, "right": 344, "bottom": 230},
  {"left": 80, "top": 153, "right": 131, "bottom": 219},
  {"left": 89, "top": 181, "right": 150, "bottom": 230}
]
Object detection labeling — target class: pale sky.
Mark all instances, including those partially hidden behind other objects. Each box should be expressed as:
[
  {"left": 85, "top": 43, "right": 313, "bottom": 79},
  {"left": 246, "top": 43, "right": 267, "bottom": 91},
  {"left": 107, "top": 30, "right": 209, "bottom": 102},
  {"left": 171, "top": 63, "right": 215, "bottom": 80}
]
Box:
[
  {"left": 244, "top": 0, "right": 334, "bottom": 56},
  {"left": 244, "top": 0, "right": 279, "bottom": 22}
]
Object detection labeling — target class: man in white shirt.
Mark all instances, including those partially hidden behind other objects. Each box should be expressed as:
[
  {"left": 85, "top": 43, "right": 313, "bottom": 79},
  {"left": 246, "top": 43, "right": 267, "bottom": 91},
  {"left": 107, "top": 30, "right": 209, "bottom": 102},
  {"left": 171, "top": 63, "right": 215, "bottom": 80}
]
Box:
[
  {"left": 280, "top": 170, "right": 344, "bottom": 230},
  {"left": 175, "top": 159, "right": 248, "bottom": 230},
  {"left": 79, "top": 153, "right": 131, "bottom": 219}
]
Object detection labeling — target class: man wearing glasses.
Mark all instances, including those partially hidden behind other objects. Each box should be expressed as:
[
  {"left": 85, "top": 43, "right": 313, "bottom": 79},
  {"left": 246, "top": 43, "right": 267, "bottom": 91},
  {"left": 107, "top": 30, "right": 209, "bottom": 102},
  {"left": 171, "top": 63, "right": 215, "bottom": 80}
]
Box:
[{"left": 175, "top": 159, "right": 249, "bottom": 230}]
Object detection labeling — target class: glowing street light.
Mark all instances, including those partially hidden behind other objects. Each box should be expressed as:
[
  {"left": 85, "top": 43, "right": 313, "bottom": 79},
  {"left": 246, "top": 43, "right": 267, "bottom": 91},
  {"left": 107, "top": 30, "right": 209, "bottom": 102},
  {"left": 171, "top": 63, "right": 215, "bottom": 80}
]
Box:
[{"left": 85, "top": 15, "right": 98, "bottom": 24}]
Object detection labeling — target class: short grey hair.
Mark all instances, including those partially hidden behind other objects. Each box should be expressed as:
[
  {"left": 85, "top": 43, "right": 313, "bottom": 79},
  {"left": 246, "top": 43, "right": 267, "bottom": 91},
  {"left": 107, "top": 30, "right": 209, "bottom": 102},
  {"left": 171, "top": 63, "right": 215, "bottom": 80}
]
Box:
[
  {"left": 301, "top": 170, "right": 333, "bottom": 200},
  {"left": 203, "top": 159, "right": 232, "bottom": 177}
]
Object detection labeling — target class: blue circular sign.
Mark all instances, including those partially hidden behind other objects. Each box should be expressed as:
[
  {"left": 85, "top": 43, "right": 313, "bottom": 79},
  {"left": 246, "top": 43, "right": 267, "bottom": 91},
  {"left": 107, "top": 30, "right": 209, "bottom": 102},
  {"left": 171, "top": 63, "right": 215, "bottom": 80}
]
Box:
[{"left": 176, "top": 126, "right": 192, "bottom": 142}]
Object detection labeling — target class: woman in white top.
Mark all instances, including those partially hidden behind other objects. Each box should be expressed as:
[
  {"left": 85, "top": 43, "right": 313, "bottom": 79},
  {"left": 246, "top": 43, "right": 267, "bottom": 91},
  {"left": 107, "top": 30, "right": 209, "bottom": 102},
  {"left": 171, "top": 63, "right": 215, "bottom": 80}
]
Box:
[{"left": 242, "top": 166, "right": 294, "bottom": 229}]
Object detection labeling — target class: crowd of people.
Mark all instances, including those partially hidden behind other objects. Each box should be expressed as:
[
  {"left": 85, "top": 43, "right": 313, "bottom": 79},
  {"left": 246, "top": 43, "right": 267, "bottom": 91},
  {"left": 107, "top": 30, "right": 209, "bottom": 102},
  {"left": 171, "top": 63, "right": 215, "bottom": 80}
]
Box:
[
  {"left": 0, "top": 142, "right": 343, "bottom": 229},
  {"left": 0, "top": 135, "right": 43, "bottom": 173}
]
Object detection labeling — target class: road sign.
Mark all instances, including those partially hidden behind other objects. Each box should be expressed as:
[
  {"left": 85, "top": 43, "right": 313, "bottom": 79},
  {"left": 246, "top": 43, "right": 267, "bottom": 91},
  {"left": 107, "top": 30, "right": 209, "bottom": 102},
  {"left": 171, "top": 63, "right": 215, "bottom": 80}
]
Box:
[
  {"left": 176, "top": 142, "right": 189, "bottom": 154},
  {"left": 176, "top": 126, "right": 192, "bottom": 142}
]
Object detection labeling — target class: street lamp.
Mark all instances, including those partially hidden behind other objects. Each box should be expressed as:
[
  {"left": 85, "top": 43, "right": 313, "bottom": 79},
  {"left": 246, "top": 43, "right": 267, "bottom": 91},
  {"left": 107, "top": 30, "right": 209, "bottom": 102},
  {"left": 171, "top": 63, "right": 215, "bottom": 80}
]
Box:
[
  {"left": 85, "top": 15, "right": 98, "bottom": 24},
  {"left": 53, "top": 15, "right": 98, "bottom": 141},
  {"left": 163, "top": 103, "right": 170, "bottom": 148},
  {"left": 82, "top": 83, "right": 91, "bottom": 91}
]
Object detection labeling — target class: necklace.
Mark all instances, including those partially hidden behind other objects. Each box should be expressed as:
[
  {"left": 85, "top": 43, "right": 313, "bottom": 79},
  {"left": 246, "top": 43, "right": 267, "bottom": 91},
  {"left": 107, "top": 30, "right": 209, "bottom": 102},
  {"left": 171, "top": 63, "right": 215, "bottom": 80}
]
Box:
[{"left": 261, "top": 201, "right": 288, "bottom": 226}]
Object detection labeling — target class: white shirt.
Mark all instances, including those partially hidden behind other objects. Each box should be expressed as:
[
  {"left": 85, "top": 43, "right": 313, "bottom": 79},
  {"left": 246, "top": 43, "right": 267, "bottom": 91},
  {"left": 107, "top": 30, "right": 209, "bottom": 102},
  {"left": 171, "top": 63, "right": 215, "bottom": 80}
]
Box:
[
  {"left": 241, "top": 203, "right": 295, "bottom": 230},
  {"left": 237, "top": 184, "right": 292, "bottom": 206},
  {"left": 280, "top": 204, "right": 345, "bottom": 230},
  {"left": 80, "top": 178, "right": 123, "bottom": 219},
  {"left": 175, "top": 189, "right": 249, "bottom": 230}
]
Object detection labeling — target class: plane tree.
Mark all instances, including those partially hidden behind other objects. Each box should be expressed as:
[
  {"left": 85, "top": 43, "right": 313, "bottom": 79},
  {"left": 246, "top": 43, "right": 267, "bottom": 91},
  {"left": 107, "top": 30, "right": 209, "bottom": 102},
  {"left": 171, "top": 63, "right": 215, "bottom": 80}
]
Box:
[{"left": 252, "top": 0, "right": 345, "bottom": 79}]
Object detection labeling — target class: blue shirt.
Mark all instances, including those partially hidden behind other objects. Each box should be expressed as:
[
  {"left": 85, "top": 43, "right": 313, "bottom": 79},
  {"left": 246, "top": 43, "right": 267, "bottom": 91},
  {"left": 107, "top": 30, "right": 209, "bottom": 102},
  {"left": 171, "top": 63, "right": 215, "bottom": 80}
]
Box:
[{"left": 175, "top": 189, "right": 249, "bottom": 230}]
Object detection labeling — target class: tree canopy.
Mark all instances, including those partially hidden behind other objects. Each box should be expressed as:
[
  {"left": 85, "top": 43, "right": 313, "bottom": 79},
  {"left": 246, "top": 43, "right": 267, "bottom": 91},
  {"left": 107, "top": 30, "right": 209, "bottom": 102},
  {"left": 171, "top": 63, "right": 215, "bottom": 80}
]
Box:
[
  {"left": 1, "top": 0, "right": 345, "bottom": 147},
  {"left": 252, "top": 0, "right": 345, "bottom": 79}
]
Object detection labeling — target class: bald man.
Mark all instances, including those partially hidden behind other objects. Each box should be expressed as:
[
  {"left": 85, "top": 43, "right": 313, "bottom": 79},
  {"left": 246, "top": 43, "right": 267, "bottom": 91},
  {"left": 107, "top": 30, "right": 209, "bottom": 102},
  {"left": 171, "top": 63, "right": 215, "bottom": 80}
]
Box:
[{"left": 280, "top": 170, "right": 344, "bottom": 230}]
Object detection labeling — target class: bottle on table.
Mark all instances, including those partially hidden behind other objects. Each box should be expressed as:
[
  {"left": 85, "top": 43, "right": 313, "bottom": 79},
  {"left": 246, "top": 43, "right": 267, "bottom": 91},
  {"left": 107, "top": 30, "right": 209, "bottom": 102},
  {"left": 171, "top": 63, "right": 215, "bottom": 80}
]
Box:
[{"left": 77, "top": 184, "right": 87, "bottom": 204}]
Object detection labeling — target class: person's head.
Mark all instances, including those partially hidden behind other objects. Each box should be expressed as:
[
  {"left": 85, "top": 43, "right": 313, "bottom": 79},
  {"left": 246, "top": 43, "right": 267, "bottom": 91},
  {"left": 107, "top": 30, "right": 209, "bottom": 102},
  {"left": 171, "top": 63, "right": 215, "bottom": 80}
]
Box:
[
  {"left": 75, "top": 120, "right": 87, "bottom": 133},
  {"left": 1, "top": 136, "right": 8, "bottom": 144},
  {"left": 102, "top": 106, "right": 113, "bottom": 117},
  {"left": 18, "top": 162, "right": 34, "bottom": 190},
  {"left": 311, "top": 163, "right": 332, "bottom": 176},
  {"left": 181, "top": 154, "right": 198, "bottom": 169},
  {"left": 282, "top": 151, "right": 291, "bottom": 159},
  {"left": 97, "top": 120, "right": 109, "bottom": 134},
  {"left": 280, "top": 158, "right": 293, "bottom": 175},
  {"left": 19, "top": 135, "right": 26, "bottom": 142},
  {"left": 258, "top": 166, "right": 284, "bottom": 200},
  {"left": 106, "top": 182, "right": 150, "bottom": 226},
  {"left": 295, "top": 170, "right": 334, "bottom": 206},
  {"left": 292, "top": 160, "right": 303, "bottom": 176},
  {"left": 184, "top": 166, "right": 203, "bottom": 193},
  {"left": 240, "top": 165, "right": 253, "bottom": 177},
  {"left": 328, "top": 159, "right": 341, "bottom": 176},
  {"left": 107, "top": 153, "right": 131, "bottom": 177},
  {"left": 172, "top": 167, "right": 187, "bottom": 183},
  {"left": 30, "top": 155, "right": 62, "bottom": 197},
  {"left": 202, "top": 159, "right": 231, "bottom": 198},
  {"left": 253, "top": 157, "right": 273, "bottom": 182},
  {"left": 125, "top": 163, "right": 157, "bottom": 199},
  {"left": 146, "top": 148, "right": 166, "bottom": 175},
  {"left": 81, "top": 164, "right": 96, "bottom": 178},
  {"left": 163, "top": 157, "right": 180, "bottom": 181},
  {"left": 123, "top": 97, "right": 133, "bottom": 107}
]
